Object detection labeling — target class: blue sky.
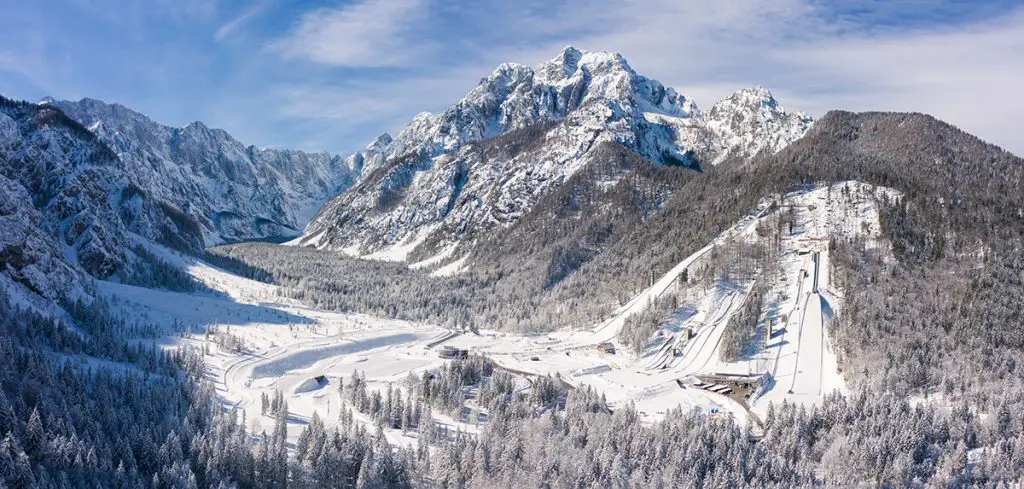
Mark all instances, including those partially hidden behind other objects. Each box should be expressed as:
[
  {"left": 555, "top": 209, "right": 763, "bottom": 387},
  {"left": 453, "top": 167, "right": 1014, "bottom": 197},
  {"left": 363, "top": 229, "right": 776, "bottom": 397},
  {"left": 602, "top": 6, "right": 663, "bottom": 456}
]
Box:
[{"left": 1, "top": 0, "right": 1022, "bottom": 155}]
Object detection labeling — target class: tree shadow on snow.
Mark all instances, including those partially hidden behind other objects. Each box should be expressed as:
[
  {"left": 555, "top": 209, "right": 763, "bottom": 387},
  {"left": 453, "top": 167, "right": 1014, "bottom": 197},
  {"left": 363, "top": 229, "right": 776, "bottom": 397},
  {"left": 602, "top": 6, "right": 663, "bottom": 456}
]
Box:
[
  {"left": 99, "top": 279, "right": 315, "bottom": 343},
  {"left": 820, "top": 294, "right": 835, "bottom": 321}
]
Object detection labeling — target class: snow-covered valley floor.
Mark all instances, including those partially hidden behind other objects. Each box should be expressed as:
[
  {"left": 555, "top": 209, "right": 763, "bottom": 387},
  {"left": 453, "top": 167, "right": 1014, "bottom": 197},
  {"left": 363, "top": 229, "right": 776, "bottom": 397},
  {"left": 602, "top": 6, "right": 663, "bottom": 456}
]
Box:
[{"left": 100, "top": 181, "right": 895, "bottom": 447}]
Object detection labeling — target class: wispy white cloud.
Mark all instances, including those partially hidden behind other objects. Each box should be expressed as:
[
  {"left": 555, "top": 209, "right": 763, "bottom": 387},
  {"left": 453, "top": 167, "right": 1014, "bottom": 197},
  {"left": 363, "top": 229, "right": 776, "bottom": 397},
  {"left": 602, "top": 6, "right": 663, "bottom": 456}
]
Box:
[
  {"left": 69, "top": 0, "right": 219, "bottom": 28},
  {"left": 269, "top": 0, "right": 433, "bottom": 68},
  {"left": 560, "top": 0, "right": 1024, "bottom": 152},
  {"left": 8, "top": 0, "right": 1017, "bottom": 156},
  {"left": 774, "top": 9, "right": 1024, "bottom": 146},
  {"left": 215, "top": 1, "right": 272, "bottom": 42},
  {"left": 263, "top": 64, "right": 485, "bottom": 150}
]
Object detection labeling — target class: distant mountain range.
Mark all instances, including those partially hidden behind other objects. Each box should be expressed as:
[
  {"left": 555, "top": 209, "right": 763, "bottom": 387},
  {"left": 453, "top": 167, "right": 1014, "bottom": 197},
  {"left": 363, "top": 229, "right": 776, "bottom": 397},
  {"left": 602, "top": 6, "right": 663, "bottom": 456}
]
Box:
[
  {"left": 3, "top": 45, "right": 1021, "bottom": 310},
  {"left": 55, "top": 97, "right": 358, "bottom": 245},
  {"left": 0, "top": 95, "right": 355, "bottom": 299}
]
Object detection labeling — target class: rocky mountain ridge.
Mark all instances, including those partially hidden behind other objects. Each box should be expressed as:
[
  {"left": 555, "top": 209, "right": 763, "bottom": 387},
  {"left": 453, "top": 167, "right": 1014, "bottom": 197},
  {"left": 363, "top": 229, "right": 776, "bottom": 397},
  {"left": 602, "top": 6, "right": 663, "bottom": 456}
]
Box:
[
  {"left": 0, "top": 46, "right": 811, "bottom": 300},
  {"left": 56, "top": 98, "right": 358, "bottom": 245}
]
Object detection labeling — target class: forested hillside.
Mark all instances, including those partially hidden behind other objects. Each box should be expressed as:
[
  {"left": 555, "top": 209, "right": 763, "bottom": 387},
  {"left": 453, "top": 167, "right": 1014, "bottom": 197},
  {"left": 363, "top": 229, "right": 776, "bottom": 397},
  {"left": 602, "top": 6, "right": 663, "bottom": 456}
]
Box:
[
  {"left": 213, "top": 110, "right": 1024, "bottom": 406},
  {"left": 0, "top": 286, "right": 234, "bottom": 488},
  {"left": 0, "top": 94, "right": 411, "bottom": 488}
]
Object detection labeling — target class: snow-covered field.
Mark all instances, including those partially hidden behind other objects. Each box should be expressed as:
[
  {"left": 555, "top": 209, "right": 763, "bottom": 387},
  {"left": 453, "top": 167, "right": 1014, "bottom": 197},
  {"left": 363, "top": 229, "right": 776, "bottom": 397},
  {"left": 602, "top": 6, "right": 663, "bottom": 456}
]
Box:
[
  {"left": 101, "top": 181, "right": 894, "bottom": 446},
  {"left": 101, "top": 243, "right": 452, "bottom": 447}
]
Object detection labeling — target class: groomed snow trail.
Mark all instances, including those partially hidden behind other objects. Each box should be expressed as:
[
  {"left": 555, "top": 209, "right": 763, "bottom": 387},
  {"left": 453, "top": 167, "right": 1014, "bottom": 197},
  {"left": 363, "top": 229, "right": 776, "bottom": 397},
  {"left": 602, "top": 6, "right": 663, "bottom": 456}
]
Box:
[{"left": 101, "top": 245, "right": 449, "bottom": 447}]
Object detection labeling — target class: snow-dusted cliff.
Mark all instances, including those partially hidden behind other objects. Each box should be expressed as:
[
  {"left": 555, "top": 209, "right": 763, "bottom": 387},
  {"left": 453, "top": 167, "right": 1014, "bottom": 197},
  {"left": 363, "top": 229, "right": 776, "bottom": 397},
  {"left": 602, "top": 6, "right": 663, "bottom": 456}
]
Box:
[
  {"left": 0, "top": 97, "right": 135, "bottom": 285},
  {"left": 0, "top": 46, "right": 811, "bottom": 293},
  {"left": 0, "top": 95, "right": 356, "bottom": 288},
  {"left": 683, "top": 86, "right": 814, "bottom": 165}
]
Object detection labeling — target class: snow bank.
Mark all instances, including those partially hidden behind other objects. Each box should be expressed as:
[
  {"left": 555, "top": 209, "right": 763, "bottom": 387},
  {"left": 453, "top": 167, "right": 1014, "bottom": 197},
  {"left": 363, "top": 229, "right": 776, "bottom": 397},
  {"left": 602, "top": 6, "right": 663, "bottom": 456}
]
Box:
[{"left": 294, "top": 376, "right": 329, "bottom": 394}]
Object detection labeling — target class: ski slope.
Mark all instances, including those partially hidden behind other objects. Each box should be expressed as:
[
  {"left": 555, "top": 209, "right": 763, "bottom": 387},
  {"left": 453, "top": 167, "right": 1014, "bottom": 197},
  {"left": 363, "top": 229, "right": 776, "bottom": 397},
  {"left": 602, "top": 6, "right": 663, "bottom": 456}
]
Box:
[{"left": 449, "top": 182, "right": 894, "bottom": 424}]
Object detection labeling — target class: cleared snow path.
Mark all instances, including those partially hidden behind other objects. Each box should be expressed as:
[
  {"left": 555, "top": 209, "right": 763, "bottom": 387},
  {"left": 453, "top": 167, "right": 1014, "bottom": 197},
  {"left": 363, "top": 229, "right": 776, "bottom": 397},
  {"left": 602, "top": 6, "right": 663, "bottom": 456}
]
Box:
[{"left": 250, "top": 333, "right": 424, "bottom": 379}]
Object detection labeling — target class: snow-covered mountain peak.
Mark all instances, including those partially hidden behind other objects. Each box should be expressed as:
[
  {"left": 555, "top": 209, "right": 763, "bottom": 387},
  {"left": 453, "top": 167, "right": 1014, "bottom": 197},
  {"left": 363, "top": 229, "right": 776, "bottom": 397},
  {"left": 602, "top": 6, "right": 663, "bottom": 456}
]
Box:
[
  {"left": 487, "top": 62, "right": 534, "bottom": 82},
  {"left": 712, "top": 86, "right": 782, "bottom": 113},
  {"left": 386, "top": 111, "right": 439, "bottom": 158},
  {"left": 570, "top": 50, "right": 632, "bottom": 76},
  {"left": 349, "top": 132, "right": 397, "bottom": 176},
  {"left": 535, "top": 46, "right": 632, "bottom": 84},
  {"left": 341, "top": 48, "right": 712, "bottom": 174},
  {"left": 49, "top": 97, "right": 358, "bottom": 249},
  {"left": 303, "top": 47, "right": 814, "bottom": 256},
  {"left": 70, "top": 98, "right": 148, "bottom": 123},
  {"left": 375, "top": 46, "right": 701, "bottom": 163},
  {"left": 183, "top": 120, "right": 208, "bottom": 131}
]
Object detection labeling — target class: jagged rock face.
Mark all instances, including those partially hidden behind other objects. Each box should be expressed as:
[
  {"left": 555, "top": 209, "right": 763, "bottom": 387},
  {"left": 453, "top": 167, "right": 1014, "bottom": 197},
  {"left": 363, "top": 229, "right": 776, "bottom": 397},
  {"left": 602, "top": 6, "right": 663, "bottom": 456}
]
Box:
[
  {"left": 56, "top": 98, "right": 357, "bottom": 245},
  {"left": 302, "top": 47, "right": 812, "bottom": 259},
  {"left": 377, "top": 47, "right": 698, "bottom": 165},
  {"left": 347, "top": 133, "right": 393, "bottom": 179},
  {"left": 0, "top": 98, "right": 143, "bottom": 281}
]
